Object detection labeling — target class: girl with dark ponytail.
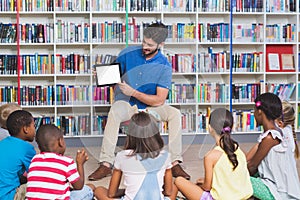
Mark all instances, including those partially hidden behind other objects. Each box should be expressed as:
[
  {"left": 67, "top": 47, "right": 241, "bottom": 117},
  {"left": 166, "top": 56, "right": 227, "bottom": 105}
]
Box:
[{"left": 173, "top": 108, "right": 253, "bottom": 200}]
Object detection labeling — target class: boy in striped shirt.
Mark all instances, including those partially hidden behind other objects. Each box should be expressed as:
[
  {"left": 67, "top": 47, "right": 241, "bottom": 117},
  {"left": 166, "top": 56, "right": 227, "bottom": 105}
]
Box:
[{"left": 26, "top": 124, "right": 95, "bottom": 200}]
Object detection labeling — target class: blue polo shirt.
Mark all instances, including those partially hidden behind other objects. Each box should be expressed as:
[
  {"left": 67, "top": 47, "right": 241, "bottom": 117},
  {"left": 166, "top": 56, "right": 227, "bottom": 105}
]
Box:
[{"left": 115, "top": 46, "right": 172, "bottom": 109}]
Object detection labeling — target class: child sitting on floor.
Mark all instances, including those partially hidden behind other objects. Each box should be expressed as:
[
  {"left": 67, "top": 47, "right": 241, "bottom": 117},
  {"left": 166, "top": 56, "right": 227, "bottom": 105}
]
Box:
[
  {"left": 247, "top": 93, "right": 300, "bottom": 199},
  {"left": 26, "top": 124, "right": 95, "bottom": 200},
  {"left": 94, "top": 112, "right": 173, "bottom": 200},
  {"left": 173, "top": 108, "right": 253, "bottom": 200},
  {"left": 0, "top": 110, "right": 36, "bottom": 200}
]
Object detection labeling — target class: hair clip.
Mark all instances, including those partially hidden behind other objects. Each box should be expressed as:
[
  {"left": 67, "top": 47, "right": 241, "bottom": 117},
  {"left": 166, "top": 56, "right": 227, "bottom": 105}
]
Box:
[
  {"left": 255, "top": 101, "right": 261, "bottom": 108},
  {"left": 222, "top": 126, "right": 231, "bottom": 133}
]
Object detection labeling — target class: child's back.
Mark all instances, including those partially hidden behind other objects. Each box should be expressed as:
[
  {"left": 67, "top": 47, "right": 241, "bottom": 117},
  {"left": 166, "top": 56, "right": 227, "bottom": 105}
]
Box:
[
  {"left": 0, "top": 110, "right": 36, "bottom": 200},
  {"left": 208, "top": 146, "right": 252, "bottom": 199},
  {"left": 115, "top": 149, "right": 171, "bottom": 199},
  {"left": 26, "top": 124, "right": 94, "bottom": 200},
  {"left": 94, "top": 112, "right": 173, "bottom": 200}
]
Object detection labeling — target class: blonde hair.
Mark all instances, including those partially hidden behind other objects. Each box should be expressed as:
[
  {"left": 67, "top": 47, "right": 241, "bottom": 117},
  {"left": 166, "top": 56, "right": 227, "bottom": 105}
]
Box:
[
  {"left": 280, "top": 101, "right": 299, "bottom": 159},
  {"left": 0, "top": 103, "right": 22, "bottom": 129}
]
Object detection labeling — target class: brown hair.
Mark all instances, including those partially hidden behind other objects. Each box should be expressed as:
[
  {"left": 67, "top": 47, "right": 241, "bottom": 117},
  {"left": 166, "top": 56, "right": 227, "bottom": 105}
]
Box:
[
  {"left": 278, "top": 101, "right": 299, "bottom": 159},
  {"left": 124, "top": 112, "right": 164, "bottom": 160},
  {"left": 143, "top": 22, "right": 168, "bottom": 44},
  {"left": 0, "top": 103, "right": 21, "bottom": 129}
]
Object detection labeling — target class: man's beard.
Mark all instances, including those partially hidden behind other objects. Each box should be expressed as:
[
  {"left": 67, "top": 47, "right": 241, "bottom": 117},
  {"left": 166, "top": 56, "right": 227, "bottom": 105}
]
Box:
[{"left": 143, "top": 47, "right": 158, "bottom": 58}]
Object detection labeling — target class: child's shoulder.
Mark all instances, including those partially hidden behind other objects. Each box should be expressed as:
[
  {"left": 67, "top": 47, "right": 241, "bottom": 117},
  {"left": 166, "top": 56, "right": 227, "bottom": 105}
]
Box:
[
  {"left": 34, "top": 152, "right": 74, "bottom": 163},
  {"left": 204, "top": 146, "right": 223, "bottom": 162},
  {"left": 258, "top": 129, "right": 283, "bottom": 143}
]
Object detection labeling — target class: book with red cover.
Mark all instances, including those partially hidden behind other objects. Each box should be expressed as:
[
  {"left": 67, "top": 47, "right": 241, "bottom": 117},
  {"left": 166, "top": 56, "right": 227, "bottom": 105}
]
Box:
[{"left": 266, "top": 44, "right": 295, "bottom": 72}]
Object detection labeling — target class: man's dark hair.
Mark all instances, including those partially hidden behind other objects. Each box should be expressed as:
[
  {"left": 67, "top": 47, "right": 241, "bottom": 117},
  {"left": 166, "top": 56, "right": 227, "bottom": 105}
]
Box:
[
  {"left": 143, "top": 22, "right": 168, "bottom": 44},
  {"left": 6, "top": 110, "right": 33, "bottom": 137}
]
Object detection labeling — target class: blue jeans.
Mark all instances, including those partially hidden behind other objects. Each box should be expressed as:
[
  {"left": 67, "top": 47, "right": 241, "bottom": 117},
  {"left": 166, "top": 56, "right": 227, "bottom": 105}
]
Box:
[{"left": 70, "top": 185, "right": 94, "bottom": 200}]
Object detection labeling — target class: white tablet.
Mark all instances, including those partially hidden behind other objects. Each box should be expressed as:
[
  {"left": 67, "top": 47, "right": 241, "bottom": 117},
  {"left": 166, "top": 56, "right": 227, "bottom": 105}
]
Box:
[{"left": 95, "top": 63, "right": 121, "bottom": 86}]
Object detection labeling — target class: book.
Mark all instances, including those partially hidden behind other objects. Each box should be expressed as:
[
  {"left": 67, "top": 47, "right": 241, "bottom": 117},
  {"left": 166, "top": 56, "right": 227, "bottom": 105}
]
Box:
[
  {"left": 268, "top": 53, "right": 280, "bottom": 70},
  {"left": 281, "top": 54, "right": 294, "bottom": 70}
]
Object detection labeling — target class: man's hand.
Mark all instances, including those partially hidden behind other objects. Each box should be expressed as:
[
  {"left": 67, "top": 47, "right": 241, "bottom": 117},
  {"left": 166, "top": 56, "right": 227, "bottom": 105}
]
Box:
[{"left": 118, "top": 81, "right": 136, "bottom": 96}]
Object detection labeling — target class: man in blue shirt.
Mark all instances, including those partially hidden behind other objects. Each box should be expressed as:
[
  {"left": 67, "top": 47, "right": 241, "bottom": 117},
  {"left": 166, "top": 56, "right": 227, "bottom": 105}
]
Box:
[{"left": 89, "top": 22, "right": 190, "bottom": 181}]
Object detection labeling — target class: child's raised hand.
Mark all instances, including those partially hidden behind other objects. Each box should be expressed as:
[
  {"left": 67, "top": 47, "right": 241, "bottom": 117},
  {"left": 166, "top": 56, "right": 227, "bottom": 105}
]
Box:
[{"left": 76, "top": 148, "right": 89, "bottom": 165}]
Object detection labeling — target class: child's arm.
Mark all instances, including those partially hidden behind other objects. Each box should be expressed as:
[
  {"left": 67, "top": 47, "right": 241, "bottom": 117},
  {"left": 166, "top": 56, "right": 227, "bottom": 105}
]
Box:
[
  {"left": 107, "top": 168, "right": 124, "bottom": 198},
  {"left": 162, "top": 168, "right": 173, "bottom": 196},
  {"left": 199, "top": 150, "right": 218, "bottom": 191},
  {"left": 246, "top": 143, "right": 259, "bottom": 161},
  {"left": 72, "top": 149, "right": 88, "bottom": 190},
  {"left": 247, "top": 133, "right": 280, "bottom": 176}
]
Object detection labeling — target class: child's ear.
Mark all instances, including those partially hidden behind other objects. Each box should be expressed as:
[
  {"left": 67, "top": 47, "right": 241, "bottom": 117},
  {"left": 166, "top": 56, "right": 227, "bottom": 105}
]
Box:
[
  {"left": 276, "top": 120, "right": 284, "bottom": 128},
  {"left": 58, "top": 137, "right": 65, "bottom": 147},
  {"left": 23, "top": 125, "right": 29, "bottom": 134}
]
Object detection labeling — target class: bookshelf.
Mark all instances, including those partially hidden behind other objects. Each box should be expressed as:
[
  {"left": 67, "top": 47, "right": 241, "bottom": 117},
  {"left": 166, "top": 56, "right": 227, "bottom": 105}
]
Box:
[{"left": 0, "top": 0, "right": 299, "bottom": 139}]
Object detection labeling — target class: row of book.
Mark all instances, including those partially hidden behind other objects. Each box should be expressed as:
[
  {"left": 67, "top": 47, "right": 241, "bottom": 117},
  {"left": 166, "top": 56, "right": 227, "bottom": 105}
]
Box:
[
  {"left": 166, "top": 82, "right": 265, "bottom": 104},
  {"left": 231, "top": 52, "right": 263, "bottom": 72},
  {"left": 233, "top": 109, "right": 262, "bottom": 132},
  {"left": 266, "top": 0, "right": 296, "bottom": 12},
  {"left": 232, "top": 83, "right": 263, "bottom": 103},
  {"left": 231, "top": 0, "right": 263, "bottom": 12},
  {"left": 56, "top": 53, "right": 90, "bottom": 74},
  {"left": 21, "top": 54, "right": 54, "bottom": 74},
  {"left": 167, "top": 83, "right": 196, "bottom": 104},
  {"left": 56, "top": 85, "right": 90, "bottom": 105},
  {"left": 181, "top": 50, "right": 262, "bottom": 73},
  {"left": 56, "top": 20, "right": 90, "bottom": 43},
  {"left": 1, "top": 0, "right": 298, "bottom": 13},
  {"left": 198, "top": 83, "right": 229, "bottom": 103},
  {"left": 199, "top": 23, "right": 229, "bottom": 42},
  {"left": 57, "top": 115, "right": 91, "bottom": 136},
  {"left": 93, "top": 86, "right": 114, "bottom": 105},
  {"left": 0, "top": 23, "right": 54, "bottom": 44},
  {"left": 198, "top": 50, "right": 230, "bottom": 73},
  {"left": 0, "top": 21, "right": 297, "bottom": 44},
  {"left": 200, "top": 0, "right": 263, "bottom": 13},
  {"left": 91, "top": 20, "right": 196, "bottom": 43},
  {"left": 33, "top": 108, "right": 263, "bottom": 136},
  {"left": 0, "top": 85, "right": 115, "bottom": 106},
  {"left": 199, "top": 23, "right": 265, "bottom": 43},
  {"left": 167, "top": 53, "right": 196, "bottom": 73},
  {"left": 56, "top": 0, "right": 90, "bottom": 11},
  {"left": 265, "top": 23, "right": 296, "bottom": 43},
  {"left": 0, "top": 50, "right": 296, "bottom": 76},
  {"left": 94, "top": 54, "right": 117, "bottom": 65},
  {"left": 92, "top": 0, "right": 196, "bottom": 12},
  {"left": 1, "top": 0, "right": 90, "bottom": 12},
  {"left": 198, "top": 108, "right": 262, "bottom": 133},
  {"left": 232, "top": 23, "right": 263, "bottom": 43},
  {"left": 266, "top": 83, "right": 296, "bottom": 101},
  {"left": 2, "top": 82, "right": 295, "bottom": 106},
  {"left": 0, "top": 85, "right": 53, "bottom": 106},
  {"left": 1, "top": 0, "right": 54, "bottom": 11}
]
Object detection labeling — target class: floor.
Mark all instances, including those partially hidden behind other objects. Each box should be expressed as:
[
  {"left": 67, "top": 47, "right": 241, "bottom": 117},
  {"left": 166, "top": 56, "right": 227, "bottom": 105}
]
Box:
[{"left": 63, "top": 142, "right": 300, "bottom": 198}]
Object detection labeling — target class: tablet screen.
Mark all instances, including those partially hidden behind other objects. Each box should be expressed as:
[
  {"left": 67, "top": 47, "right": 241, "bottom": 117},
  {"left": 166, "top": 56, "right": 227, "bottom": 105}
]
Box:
[{"left": 95, "top": 63, "right": 121, "bottom": 86}]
